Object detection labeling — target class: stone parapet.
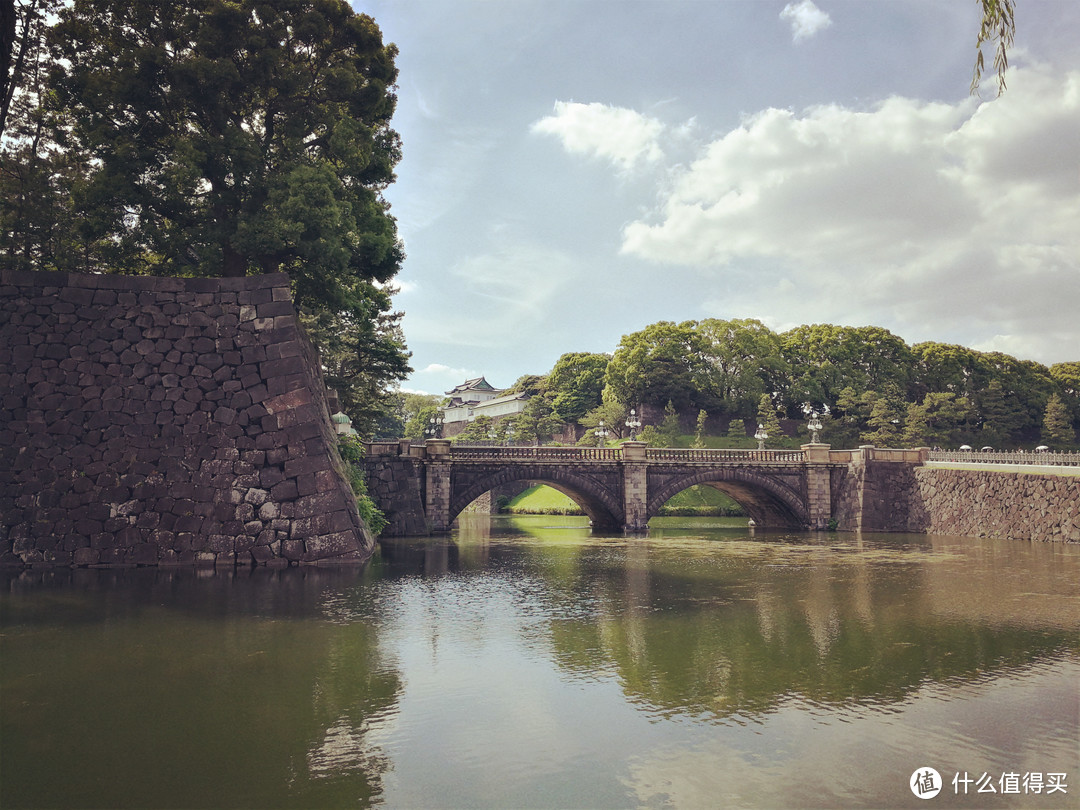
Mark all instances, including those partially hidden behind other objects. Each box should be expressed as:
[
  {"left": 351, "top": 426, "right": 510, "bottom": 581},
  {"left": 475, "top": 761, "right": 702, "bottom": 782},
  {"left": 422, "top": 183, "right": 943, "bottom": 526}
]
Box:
[{"left": 0, "top": 269, "right": 373, "bottom": 567}]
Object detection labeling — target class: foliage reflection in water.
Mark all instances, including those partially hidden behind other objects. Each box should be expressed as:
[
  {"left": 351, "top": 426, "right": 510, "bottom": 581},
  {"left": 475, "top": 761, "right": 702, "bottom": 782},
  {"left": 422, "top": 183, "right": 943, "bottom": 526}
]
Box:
[{"left": 1, "top": 516, "right": 1077, "bottom": 809}]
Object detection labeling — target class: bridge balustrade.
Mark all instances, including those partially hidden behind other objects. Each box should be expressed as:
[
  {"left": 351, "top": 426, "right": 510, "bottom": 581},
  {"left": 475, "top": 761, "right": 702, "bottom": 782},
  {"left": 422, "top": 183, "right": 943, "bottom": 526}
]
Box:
[
  {"left": 645, "top": 448, "right": 806, "bottom": 463},
  {"left": 447, "top": 445, "right": 816, "bottom": 463},
  {"left": 450, "top": 445, "right": 621, "bottom": 461},
  {"left": 927, "top": 449, "right": 1080, "bottom": 467}
]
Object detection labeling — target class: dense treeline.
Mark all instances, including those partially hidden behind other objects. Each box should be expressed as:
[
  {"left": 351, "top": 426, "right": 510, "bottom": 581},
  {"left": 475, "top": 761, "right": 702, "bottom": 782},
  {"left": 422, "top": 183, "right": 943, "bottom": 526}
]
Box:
[
  {"left": 1, "top": 0, "right": 410, "bottom": 435},
  {"left": 392, "top": 319, "right": 1078, "bottom": 449}
]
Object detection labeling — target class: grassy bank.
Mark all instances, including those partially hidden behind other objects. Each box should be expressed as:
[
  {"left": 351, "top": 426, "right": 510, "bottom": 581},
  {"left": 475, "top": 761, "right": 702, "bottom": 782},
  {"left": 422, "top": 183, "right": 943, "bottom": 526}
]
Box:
[{"left": 504, "top": 484, "right": 745, "bottom": 516}]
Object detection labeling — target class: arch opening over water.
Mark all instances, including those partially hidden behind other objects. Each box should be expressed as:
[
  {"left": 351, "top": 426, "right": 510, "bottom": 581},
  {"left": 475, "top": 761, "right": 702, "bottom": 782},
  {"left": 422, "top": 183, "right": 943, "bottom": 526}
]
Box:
[
  {"left": 450, "top": 468, "right": 624, "bottom": 532},
  {"left": 647, "top": 470, "right": 807, "bottom": 529}
]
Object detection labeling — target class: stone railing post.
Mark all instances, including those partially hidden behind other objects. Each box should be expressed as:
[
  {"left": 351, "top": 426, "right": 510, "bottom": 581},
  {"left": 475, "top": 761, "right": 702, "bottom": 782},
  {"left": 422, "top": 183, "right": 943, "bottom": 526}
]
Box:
[
  {"left": 802, "top": 442, "right": 832, "bottom": 530},
  {"left": 621, "top": 441, "right": 648, "bottom": 532}
]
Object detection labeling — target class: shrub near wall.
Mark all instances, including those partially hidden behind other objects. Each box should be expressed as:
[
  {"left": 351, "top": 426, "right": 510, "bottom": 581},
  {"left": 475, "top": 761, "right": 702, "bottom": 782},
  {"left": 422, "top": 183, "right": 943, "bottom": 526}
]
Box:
[{"left": 0, "top": 269, "right": 373, "bottom": 567}]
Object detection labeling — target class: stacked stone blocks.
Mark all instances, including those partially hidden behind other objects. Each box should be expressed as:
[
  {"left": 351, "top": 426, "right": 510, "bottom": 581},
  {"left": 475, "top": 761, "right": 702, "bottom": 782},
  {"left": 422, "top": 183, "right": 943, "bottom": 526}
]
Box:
[
  {"left": 908, "top": 467, "right": 1080, "bottom": 543},
  {"left": 0, "top": 269, "right": 373, "bottom": 567}
]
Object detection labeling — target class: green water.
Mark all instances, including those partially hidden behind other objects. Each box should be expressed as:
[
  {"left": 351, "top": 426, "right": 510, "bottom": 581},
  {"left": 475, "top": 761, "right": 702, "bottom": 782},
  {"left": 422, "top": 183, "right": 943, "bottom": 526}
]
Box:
[{"left": 2, "top": 517, "right": 1078, "bottom": 809}]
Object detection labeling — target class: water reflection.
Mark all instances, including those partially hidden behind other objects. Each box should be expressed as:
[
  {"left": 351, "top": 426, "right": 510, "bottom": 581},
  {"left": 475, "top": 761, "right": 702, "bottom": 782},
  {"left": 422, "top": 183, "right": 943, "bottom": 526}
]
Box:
[
  {"left": 1, "top": 567, "right": 402, "bottom": 809},
  {"left": 381, "top": 517, "right": 1079, "bottom": 724},
  {"left": 2, "top": 519, "right": 1078, "bottom": 809}
]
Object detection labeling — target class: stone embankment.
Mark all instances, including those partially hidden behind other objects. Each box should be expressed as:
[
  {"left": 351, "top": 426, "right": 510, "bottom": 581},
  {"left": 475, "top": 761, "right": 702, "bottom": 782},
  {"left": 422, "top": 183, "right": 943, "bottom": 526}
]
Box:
[
  {"left": 910, "top": 467, "right": 1080, "bottom": 543},
  {"left": 0, "top": 269, "right": 373, "bottom": 567}
]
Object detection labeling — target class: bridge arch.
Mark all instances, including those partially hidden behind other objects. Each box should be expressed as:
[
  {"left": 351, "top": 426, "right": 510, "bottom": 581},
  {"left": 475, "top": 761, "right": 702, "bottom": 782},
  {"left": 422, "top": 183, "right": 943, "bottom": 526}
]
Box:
[
  {"left": 450, "top": 465, "right": 624, "bottom": 531},
  {"left": 647, "top": 467, "right": 809, "bottom": 528}
]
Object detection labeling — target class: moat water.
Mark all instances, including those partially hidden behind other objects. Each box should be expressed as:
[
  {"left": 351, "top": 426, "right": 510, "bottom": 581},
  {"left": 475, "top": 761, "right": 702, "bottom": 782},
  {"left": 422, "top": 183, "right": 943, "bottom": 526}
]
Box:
[{"left": 2, "top": 516, "right": 1078, "bottom": 809}]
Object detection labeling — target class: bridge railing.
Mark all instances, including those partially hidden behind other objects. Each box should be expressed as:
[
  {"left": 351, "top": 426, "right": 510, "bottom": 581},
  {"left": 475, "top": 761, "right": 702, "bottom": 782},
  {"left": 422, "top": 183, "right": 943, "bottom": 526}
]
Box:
[
  {"left": 645, "top": 447, "right": 806, "bottom": 463},
  {"left": 363, "top": 442, "right": 854, "bottom": 464},
  {"left": 927, "top": 449, "right": 1080, "bottom": 467},
  {"left": 450, "top": 445, "right": 622, "bottom": 461}
]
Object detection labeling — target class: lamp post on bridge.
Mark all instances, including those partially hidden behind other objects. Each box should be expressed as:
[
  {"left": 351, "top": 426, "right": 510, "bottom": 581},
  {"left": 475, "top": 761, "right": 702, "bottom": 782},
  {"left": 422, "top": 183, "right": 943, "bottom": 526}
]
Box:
[
  {"left": 596, "top": 420, "right": 609, "bottom": 448},
  {"left": 807, "top": 412, "right": 823, "bottom": 444},
  {"left": 426, "top": 411, "right": 444, "bottom": 439},
  {"left": 625, "top": 408, "right": 641, "bottom": 441},
  {"left": 755, "top": 424, "right": 768, "bottom": 451}
]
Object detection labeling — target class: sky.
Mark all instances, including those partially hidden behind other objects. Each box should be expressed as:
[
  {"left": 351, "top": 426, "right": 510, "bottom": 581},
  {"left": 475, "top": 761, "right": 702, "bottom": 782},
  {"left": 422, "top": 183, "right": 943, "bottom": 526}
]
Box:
[{"left": 361, "top": 0, "right": 1080, "bottom": 397}]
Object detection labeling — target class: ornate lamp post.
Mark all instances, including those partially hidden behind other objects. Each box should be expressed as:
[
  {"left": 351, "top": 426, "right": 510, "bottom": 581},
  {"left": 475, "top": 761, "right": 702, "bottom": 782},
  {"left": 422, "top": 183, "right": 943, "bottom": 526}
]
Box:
[
  {"left": 807, "top": 412, "right": 823, "bottom": 444},
  {"left": 426, "top": 411, "right": 444, "bottom": 439},
  {"left": 625, "top": 408, "right": 641, "bottom": 440},
  {"left": 754, "top": 423, "right": 768, "bottom": 451},
  {"left": 596, "top": 419, "right": 609, "bottom": 448}
]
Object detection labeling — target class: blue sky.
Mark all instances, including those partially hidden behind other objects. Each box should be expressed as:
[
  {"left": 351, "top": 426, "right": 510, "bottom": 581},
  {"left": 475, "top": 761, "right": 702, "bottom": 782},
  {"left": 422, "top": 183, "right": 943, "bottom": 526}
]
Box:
[{"left": 362, "top": 0, "right": 1080, "bottom": 396}]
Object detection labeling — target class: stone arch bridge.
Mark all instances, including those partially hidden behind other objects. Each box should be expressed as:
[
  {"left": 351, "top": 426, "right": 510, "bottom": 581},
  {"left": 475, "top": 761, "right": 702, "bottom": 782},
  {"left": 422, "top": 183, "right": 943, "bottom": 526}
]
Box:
[{"left": 361, "top": 440, "right": 897, "bottom": 535}]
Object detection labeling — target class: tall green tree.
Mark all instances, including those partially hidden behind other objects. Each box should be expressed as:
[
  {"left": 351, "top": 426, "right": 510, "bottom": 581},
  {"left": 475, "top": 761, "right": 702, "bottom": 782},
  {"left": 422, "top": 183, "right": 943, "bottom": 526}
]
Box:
[
  {"left": 1042, "top": 394, "right": 1075, "bottom": 446},
  {"left": 546, "top": 352, "right": 609, "bottom": 424},
  {"left": 910, "top": 342, "right": 989, "bottom": 401},
  {"left": 400, "top": 393, "right": 442, "bottom": 440},
  {"left": 779, "top": 324, "right": 912, "bottom": 416},
  {"left": 604, "top": 321, "right": 702, "bottom": 411},
  {"left": 693, "top": 409, "right": 708, "bottom": 448},
  {"left": 1050, "top": 362, "right": 1080, "bottom": 424},
  {"left": 50, "top": 0, "right": 404, "bottom": 294},
  {"left": 579, "top": 389, "right": 628, "bottom": 442},
  {"left": 453, "top": 415, "right": 495, "bottom": 443},
  {"left": 756, "top": 394, "right": 782, "bottom": 442},
  {"left": 507, "top": 396, "right": 561, "bottom": 445},
  {"left": 861, "top": 393, "right": 905, "bottom": 447},
  {"left": 695, "top": 318, "right": 787, "bottom": 419},
  {"left": 46, "top": 0, "right": 411, "bottom": 429},
  {"left": 2, "top": 0, "right": 61, "bottom": 140},
  {"left": 903, "top": 393, "right": 972, "bottom": 447},
  {"left": 976, "top": 379, "right": 1027, "bottom": 446},
  {"left": 0, "top": 0, "right": 88, "bottom": 272}
]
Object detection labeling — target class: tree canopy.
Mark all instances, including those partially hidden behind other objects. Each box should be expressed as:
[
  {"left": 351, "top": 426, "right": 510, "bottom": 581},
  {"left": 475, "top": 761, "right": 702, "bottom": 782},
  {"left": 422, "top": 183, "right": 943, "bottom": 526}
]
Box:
[
  {"left": 2, "top": 0, "right": 410, "bottom": 431},
  {"left": 546, "top": 352, "right": 609, "bottom": 424},
  {"left": 49, "top": 0, "right": 403, "bottom": 307},
  {"left": 501, "top": 318, "right": 1077, "bottom": 450}
]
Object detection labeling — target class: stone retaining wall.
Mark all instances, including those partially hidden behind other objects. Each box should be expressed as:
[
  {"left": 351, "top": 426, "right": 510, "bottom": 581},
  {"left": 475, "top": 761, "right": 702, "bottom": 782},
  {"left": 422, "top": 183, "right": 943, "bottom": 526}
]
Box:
[
  {"left": 908, "top": 467, "right": 1080, "bottom": 543},
  {"left": 832, "top": 457, "right": 1079, "bottom": 542},
  {"left": 362, "top": 455, "right": 429, "bottom": 536},
  {"left": 0, "top": 269, "right": 373, "bottom": 567}
]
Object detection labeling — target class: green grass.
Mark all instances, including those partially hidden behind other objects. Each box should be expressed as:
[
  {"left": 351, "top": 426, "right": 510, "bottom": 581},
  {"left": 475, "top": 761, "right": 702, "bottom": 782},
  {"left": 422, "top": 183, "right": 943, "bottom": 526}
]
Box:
[
  {"left": 505, "top": 485, "right": 582, "bottom": 515},
  {"left": 504, "top": 484, "right": 745, "bottom": 516}
]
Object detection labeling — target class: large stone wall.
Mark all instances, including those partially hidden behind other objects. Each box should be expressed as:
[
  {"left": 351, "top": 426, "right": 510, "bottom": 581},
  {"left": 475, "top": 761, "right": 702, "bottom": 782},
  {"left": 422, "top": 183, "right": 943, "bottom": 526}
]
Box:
[
  {"left": 0, "top": 269, "right": 374, "bottom": 567},
  {"left": 907, "top": 467, "right": 1080, "bottom": 543},
  {"left": 832, "top": 453, "right": 1079, "bottom": 543}
]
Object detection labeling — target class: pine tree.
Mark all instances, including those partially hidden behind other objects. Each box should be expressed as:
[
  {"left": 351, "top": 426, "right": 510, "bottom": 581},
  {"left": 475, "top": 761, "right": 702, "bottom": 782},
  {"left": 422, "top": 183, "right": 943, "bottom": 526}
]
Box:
[
  {"left": 756, "top": 394, "right": 781, "bottom": 441},
  {"left": 902, "top": 401, "right": 930, "bottom": 446},
  {"left": 1042, "top": 394, "right": 1075, "bottom": 446},
  {"left": 659, "top": 401, "right": 682, "bottom": 447},
  {"left": 693, "top": 410, "right": 708, "bottom": 448},
  {"left": 861, "top": 397, "right": 904, "bottom": 446}
]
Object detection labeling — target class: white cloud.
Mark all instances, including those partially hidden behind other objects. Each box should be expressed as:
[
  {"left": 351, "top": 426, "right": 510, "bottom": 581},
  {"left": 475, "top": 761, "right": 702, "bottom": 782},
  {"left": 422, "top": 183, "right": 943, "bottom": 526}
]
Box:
[
  {"left": 780, "top": 0, "right": 832, "bottom": 42},
  {"left": 532, "top": 101, "right": 665, "bottom": 171},
  {"left": 616, "top": 64, "right": 1080, "bottom": 364},
  {"left": 418, "top": 363, "right": 478, "bottom": 377}
]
